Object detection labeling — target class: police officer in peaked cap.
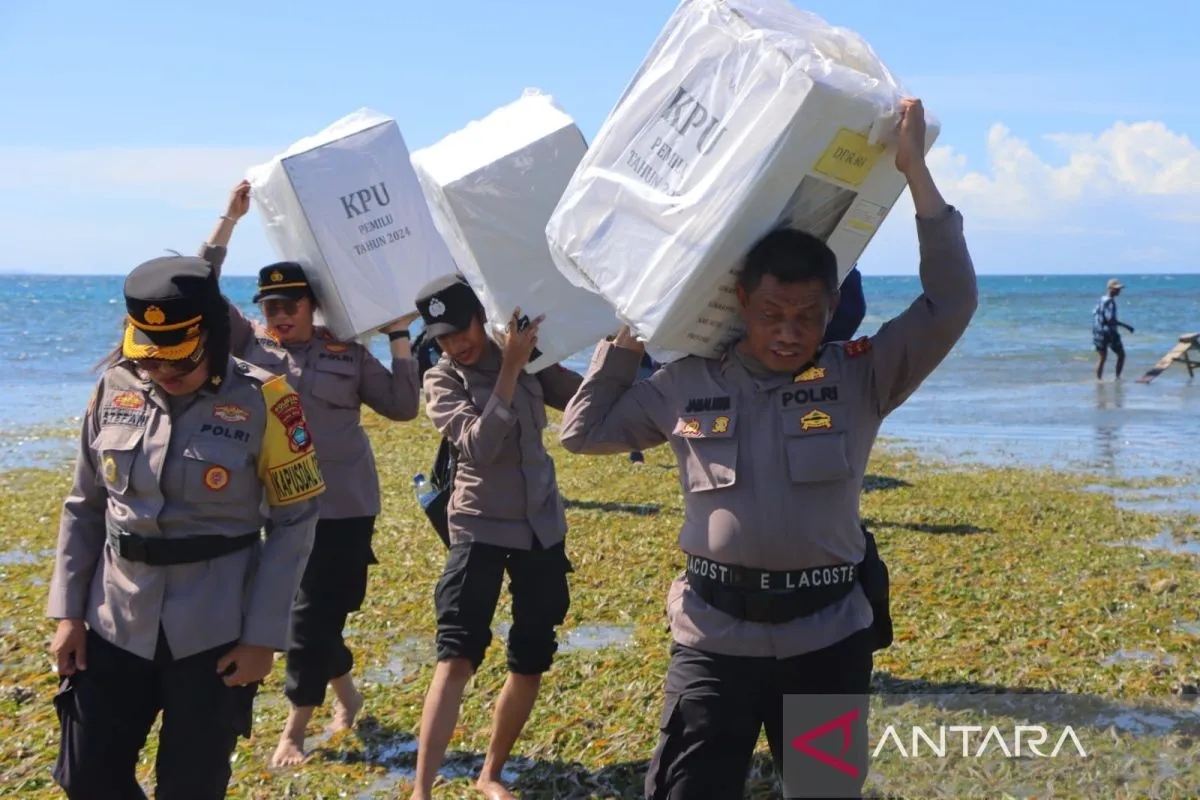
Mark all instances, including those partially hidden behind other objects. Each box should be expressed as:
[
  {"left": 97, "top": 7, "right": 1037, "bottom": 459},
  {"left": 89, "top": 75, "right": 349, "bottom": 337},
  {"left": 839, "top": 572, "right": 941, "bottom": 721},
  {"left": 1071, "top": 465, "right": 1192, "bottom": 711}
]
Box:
[
  {"left": 47, "top": 254, "right": 324, "bottom": 798},
  {"left": 199, "top": 180, "right": 422, "bottom": 767},
  {"left": 559, "top": 99, "right": 979, "bottom": 798}
]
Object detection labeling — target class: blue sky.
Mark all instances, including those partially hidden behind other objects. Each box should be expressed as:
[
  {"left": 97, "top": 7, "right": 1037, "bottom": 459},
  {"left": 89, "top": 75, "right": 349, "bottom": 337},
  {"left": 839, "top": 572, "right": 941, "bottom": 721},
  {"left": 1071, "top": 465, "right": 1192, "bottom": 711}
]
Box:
[{"left": 2, "top": 0, "right": 1198, "bottom": 276}]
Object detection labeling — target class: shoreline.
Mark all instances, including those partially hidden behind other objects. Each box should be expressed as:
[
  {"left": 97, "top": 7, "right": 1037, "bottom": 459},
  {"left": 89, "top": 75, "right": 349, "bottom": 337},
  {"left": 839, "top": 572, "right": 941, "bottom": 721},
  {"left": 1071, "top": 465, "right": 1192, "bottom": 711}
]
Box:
[{"left": 1, "top": 415, "right": 1198, "bottom": 797}]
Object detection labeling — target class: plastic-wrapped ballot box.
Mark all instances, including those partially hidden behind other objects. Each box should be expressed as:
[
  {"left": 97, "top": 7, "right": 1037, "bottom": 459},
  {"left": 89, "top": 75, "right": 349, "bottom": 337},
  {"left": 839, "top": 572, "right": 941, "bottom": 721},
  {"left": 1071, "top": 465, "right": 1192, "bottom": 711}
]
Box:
[
  {"left": 412, "top": 90, "right": 620, "bottom": 373},
  {"left": 246, "top": 109, "right": 458, "bottom": 342},
  {"left": 546, "top": 0, "right": 940, "bottom": 360}
]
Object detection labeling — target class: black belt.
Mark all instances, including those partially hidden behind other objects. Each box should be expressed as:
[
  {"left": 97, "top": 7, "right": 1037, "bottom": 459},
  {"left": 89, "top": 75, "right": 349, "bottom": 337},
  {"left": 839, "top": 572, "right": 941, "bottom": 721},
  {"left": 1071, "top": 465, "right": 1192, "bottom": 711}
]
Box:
[
  {"left": 684, "top": 553, "right": 860, "bottom": 624},
  {"left": 107, "top": 528, "right": 260, "bottom": 566}
]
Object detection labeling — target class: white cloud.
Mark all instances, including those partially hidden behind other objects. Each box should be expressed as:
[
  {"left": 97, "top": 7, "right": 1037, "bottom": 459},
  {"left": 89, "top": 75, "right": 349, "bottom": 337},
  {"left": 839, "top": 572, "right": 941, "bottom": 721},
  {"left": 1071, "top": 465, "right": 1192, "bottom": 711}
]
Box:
[{"left": 921, "top": 120, "right": 1200, "bottom": 227}]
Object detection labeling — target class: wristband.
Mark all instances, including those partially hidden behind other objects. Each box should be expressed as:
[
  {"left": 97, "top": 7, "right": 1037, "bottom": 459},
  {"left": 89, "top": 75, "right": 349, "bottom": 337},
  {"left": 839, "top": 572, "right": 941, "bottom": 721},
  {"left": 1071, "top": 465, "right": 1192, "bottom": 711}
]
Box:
[{"left": 388, "top": 329, "right": 411, "bottom": 341}]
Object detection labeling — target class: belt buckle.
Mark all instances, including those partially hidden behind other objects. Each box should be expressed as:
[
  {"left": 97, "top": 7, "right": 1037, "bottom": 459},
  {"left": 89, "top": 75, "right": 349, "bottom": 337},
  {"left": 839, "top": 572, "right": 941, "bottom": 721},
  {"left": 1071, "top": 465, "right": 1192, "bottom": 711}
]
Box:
[{"left": 116, "top": 532, "right": 147, "bottom": 562}]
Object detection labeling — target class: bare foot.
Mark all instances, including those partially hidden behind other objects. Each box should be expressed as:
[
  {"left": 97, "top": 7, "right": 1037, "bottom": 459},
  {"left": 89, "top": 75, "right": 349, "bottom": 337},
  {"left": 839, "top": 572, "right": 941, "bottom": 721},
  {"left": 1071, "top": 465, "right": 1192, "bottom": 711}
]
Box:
[
  {"left": 270, "top": 733, "right": 307, "bottom": 768},
  {"left": 270, "top": 705, "right": 316, "bottom": 768},
  {"left": 475, "top": 777, "right": 516, "bottom": 800},
  {"left": 328, "top": 674, "right": 364, "bottom": 732}
]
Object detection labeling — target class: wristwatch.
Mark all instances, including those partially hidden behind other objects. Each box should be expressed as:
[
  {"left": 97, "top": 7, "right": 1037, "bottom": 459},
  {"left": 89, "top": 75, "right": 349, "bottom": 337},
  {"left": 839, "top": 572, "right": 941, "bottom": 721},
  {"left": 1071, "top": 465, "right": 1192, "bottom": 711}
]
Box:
[{"left": 388, "top": 329, "right": 411, "bottom": 341}]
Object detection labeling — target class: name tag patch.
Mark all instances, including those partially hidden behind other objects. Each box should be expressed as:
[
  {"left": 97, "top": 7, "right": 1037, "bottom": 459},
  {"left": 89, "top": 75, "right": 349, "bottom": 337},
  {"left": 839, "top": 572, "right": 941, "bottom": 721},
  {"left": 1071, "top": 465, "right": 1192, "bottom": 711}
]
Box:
[
  {"left": 101, "top": 407, "right": 148, "bottom": 428},
  {"left": 684, "top": 396, "right": 731, "bottom": 413}
]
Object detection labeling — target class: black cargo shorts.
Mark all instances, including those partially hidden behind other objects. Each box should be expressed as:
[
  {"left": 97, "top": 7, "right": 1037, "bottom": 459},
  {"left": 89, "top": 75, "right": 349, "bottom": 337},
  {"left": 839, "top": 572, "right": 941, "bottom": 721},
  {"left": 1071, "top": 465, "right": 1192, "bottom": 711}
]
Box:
[{"left": 434, "top": 539, "right": 573, "bottom": 674}]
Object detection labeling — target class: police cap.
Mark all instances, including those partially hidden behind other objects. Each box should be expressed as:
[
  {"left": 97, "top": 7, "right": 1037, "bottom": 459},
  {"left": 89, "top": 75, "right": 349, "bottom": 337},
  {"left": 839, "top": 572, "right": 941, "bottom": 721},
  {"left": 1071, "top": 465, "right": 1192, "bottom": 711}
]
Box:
[
  {"left": 415, "top": 274, "right": 482, "bottom": 339},
  {"left": 122, "top": 256, "right": 219, "bottom": 361},
  {"left": 253, "top": 262, "right": 312, "bottom": 304}
]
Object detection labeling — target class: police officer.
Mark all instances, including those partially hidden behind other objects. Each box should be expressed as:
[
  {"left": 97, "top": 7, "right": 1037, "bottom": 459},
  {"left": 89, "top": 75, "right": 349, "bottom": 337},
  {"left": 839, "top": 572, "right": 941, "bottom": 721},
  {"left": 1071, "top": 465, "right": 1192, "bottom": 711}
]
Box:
[
  {"left": 200, "top": 180, "right": 422, "bottom": 767},
  {"left": 47, "top": 255, "right": 323, "bottom": 799},
  {"left": 410, "top": 274, "right": 583, "bottom": 800},
  {"left": 558, "top": 99, "right": 977, "bottom": 799}
]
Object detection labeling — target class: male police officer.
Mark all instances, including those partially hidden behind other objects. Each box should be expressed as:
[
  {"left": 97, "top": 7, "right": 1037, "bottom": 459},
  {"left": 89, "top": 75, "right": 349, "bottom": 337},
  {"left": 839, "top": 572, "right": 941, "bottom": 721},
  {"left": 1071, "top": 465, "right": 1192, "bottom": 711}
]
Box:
[{"left": 559, "top": 99, "right": 977, "bottom": 798}]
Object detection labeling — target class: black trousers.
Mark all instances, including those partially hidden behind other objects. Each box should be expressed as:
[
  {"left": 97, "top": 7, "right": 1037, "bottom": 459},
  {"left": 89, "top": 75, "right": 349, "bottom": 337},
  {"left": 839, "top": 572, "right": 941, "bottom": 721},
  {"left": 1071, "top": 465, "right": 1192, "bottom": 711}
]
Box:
[
  {"left": 285, "top": 516, "right": 377, "bottom": 707},
  {"left": 644, "top": 627, "right": 874, "bottom": 800},
  {"left": 434, "top": 539, "right": 573, "bottom": 674},
  {"left": 53, "top": 628, "right": 257, "bottom": 800}
]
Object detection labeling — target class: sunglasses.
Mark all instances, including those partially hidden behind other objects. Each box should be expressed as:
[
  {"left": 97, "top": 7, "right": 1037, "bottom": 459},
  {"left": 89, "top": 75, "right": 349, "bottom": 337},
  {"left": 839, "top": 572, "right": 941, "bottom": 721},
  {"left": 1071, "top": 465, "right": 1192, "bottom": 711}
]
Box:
[
  {"left": 134, "top": 343, "right": 206, "bottom": 376},
  {"left": 261, "top": 298, "right": 302, "bottom": 317}
]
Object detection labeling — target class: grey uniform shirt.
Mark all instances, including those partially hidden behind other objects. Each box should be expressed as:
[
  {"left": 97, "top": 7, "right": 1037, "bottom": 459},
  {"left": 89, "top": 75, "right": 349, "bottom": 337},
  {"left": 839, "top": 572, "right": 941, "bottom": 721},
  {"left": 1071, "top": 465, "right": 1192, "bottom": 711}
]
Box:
[
  {"left": 200, "top": 244, "right": 420, "bottom": 520},
  {"left": 560, "top": 207, "right": 978, "bottom": 658},
  {"left": 424, "top": 343, "right": 584, "bottom": 550},
  {"left": 47, "top": 358, "right": 323, "bottom": 661}
]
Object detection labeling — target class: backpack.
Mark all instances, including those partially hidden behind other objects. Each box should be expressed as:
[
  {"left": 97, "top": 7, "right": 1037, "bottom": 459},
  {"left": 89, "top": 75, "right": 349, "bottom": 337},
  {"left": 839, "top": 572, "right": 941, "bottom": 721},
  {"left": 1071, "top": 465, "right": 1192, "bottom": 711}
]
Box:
[{"left": 414, "top": 328, "right": 457, "bottom": 549}]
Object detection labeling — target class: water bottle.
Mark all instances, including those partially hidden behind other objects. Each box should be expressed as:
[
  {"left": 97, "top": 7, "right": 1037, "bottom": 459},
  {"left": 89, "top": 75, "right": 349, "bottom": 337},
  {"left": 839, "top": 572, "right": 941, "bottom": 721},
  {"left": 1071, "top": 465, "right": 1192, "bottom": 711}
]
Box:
[{"left": 413, "top": 472, "right": 438, "bottom": 509}]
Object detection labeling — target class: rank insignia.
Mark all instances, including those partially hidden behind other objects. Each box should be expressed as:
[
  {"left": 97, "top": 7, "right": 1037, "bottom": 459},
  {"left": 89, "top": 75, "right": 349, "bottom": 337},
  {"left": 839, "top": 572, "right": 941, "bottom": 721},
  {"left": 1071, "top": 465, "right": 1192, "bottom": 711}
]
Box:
[
  {"left": 800, "top": 409, "right": 833, "bottom": 431},
  {"left": 794, "top": 366, "right": 825, "bottom": 382},
  {"left": 679, "top": 418, "right": 702, "bottom": 437}
]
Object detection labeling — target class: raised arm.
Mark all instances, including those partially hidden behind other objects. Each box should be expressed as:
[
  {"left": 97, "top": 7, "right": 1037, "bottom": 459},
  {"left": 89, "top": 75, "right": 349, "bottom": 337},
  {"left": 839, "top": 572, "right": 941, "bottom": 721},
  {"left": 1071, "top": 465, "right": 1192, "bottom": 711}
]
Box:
[
  {"left": 559, "top": 328, "right": 672, "bottom": 455},
  {"left": 357, "top": 320, "right": 421, "bottom": 422},
  {"left": 201, "top": 180, "right": 257, "bottom": 357},
  {"left": 535, "top": 363, "right": 585, "bottom": 412},
  {"left": 861, "top": 99, "right": 979, "bottom": 418}
]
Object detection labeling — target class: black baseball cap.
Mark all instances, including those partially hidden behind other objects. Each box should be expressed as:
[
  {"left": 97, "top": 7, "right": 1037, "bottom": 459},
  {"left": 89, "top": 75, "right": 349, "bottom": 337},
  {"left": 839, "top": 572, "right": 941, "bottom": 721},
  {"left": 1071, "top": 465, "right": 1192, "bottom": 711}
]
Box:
[
  {"left": 415, "top": 274, "right": 483, "bottom": 339},
  {"left": 253, "top": 262, "right": 312, "bottom": 303},
  {"left": 122, "top": 256, "right": 218, "bottom": 360}
]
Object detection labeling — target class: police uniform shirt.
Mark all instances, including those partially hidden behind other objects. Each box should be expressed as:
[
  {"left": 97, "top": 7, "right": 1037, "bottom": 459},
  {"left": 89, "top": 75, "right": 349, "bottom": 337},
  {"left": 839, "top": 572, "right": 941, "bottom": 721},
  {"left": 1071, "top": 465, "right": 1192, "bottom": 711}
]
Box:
[
  {"left": 199, "top": 244, "right": 420, "bottom": 521},
  {"left": 47, "top": 358, "right": 325, "bottom": 661},
  {"left": 559, "top": 207, "right": 978, "bottom": 658},
  {"left": 424, "top": 342, "right": 584, "bottom": 550}
]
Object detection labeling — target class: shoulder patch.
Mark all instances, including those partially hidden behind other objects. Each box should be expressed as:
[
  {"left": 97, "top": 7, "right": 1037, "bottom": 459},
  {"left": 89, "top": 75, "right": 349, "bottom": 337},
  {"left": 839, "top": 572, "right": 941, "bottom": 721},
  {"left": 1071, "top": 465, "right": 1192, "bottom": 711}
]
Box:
[
  {"left": 257, "top": 375, "right": 325, "bottom": 506},
  {"left": 844, "top": 336, "right": 872, "bottom": 358}
]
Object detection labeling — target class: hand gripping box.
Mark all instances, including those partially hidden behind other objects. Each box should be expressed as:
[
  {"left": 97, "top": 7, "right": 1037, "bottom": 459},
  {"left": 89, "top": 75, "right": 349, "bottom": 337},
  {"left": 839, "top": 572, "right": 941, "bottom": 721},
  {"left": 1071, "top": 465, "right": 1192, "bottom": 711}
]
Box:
[
  {"left": 412, "top": 89, "right": 620, "bottom": 373},
  {"left": 545, "top": 0, "right": 940, "bottom": 359},
  {"left": 247, "top": 109, "right": 458, "bottom": 341}
]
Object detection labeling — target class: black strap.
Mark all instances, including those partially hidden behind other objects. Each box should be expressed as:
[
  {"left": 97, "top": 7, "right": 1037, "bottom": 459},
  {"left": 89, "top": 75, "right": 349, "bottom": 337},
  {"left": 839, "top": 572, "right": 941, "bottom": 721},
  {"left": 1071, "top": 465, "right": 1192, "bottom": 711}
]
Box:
[
  {"left": 107, "top": 529, "right": 259, "bottom": 566},
  {"left": 684, "top": 556, "right": 860, "bottom": 624}
]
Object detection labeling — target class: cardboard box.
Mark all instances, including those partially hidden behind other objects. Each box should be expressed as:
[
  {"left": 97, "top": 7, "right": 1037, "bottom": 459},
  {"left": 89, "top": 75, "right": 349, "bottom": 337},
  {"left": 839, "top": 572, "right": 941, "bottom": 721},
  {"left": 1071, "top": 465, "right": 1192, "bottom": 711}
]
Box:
[
  {"left": 545, "top": 0, "right": 940, "bottom": 359},
  {"left": 412, "top": 89, "right": 619, "bottom": 373},
  {"left": 247, "top": 109, "right": 458, "bottom": 341}
]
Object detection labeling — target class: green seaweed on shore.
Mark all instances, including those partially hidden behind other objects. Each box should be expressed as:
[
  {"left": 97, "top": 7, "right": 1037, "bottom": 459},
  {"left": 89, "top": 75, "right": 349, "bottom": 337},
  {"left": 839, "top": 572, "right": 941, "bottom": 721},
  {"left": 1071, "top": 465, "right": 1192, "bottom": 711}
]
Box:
[{"left": 0, "top": 413, "right": 1197, "bottom": 798}]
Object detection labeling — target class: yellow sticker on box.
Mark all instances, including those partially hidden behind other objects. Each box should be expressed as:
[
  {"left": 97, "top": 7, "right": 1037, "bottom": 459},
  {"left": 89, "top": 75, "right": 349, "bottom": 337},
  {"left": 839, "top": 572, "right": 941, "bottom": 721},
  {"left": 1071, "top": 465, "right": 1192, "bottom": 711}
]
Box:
[{"left": 812, "top": 129, "right": 886, "bottom": 188}]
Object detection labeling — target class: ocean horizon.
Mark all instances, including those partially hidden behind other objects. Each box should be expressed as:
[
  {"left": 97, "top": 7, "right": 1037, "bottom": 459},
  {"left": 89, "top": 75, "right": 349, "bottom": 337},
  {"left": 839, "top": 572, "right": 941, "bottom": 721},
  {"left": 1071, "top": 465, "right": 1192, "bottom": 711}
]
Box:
[{"left": 2, "top": 272, "right": 1197, "bottom": 515}]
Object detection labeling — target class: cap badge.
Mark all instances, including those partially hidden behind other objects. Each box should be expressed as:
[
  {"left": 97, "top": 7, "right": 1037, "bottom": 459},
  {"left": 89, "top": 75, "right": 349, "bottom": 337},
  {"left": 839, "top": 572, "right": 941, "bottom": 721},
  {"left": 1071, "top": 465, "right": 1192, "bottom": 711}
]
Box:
[
  {"left": 143, "top": 306, "right": 166, "bottom": 326},
  {"left": 428, "top": 297, "right": 446, "bottom": 318},
  {"left": 271, "top": 270, "right": 284, "bottom": 283}
]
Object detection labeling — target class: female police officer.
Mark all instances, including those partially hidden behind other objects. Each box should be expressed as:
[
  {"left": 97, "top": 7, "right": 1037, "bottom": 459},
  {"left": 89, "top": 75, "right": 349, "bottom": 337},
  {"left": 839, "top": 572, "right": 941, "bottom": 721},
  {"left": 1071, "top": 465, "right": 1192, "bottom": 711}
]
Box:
[
  {"left": 201, "top": 180, "right": 422, "bottom": 767},
  {"left": 47, "top": 254, "right": 323, "bottom": 799},
  {"left": 409, "top": 274, "right": 583, "bottom": 800}
]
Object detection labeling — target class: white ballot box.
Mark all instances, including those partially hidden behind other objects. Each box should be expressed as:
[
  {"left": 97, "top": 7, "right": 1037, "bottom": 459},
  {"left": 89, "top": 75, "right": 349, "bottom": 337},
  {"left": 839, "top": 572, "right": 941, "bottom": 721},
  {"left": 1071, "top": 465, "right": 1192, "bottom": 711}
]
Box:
[
  {"left": 545, "top": 0, "right": 940, "bottom": 359},
  {"left": 247, "top": 108, "right": 457, "bottom": 341},
  {"left": 412, "top": 89, "right": 619, "bottom": 373}
]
